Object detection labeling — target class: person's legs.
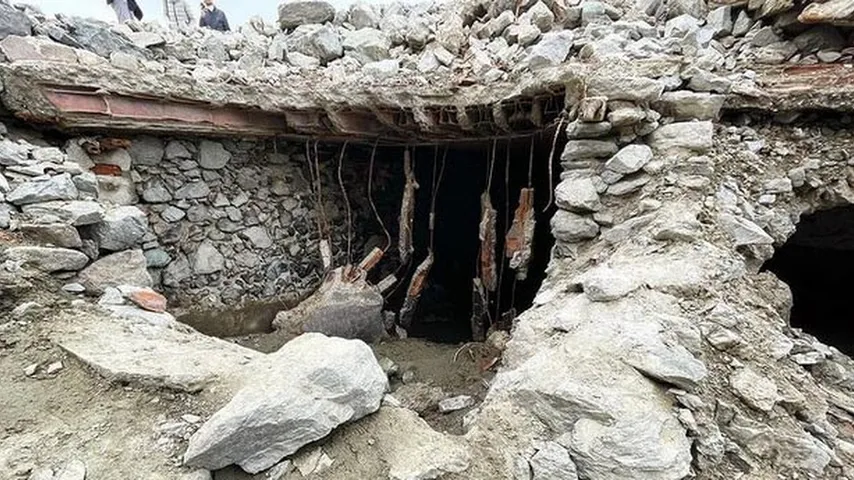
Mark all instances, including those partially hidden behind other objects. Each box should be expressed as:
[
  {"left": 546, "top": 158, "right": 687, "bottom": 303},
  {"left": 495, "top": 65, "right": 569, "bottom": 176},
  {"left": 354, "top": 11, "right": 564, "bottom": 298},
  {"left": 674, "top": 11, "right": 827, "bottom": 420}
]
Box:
[{"left": 111, "top": 0, "right": 133, "bottom": 22}]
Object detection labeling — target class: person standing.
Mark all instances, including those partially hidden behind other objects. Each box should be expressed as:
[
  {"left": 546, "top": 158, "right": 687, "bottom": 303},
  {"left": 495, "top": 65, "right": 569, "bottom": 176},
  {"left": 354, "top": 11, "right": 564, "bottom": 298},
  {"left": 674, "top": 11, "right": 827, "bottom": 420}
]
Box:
[
  {"left": 163, "top": 0, "right": 195, "bottom": 29},
  {"left": 199, "top": 0, "right": 230, "bottom": 32},
  {"left": 107, "top": 0, "right": 143, "bottom": 23}
]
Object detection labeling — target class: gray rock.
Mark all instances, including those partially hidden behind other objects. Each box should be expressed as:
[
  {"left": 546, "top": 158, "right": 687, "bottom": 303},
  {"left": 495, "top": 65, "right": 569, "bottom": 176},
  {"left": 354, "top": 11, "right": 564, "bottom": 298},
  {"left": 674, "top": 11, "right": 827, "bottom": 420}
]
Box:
[
  {"left": 625, "top": 341, "right": 707, "bottom": 390},
  {"left": 141, "top": 180, "right": 172, "bottom": 203},
  {"left": 286, "top": 24, "right": 343, "bottom": 63},
  {"left": 241, "top": 226, "right": 273, "bottom": 249},
  {"left": 732, "top": 10, "right": 751, "bottom": 36},
  {"left": 687, "top": 70, "right": 731, "bottom": 93},
  {"left": 343, "top": 28, "right": 391, "bottom": 64},
  {"left": 788, "top": 167, "right": 806, "bottom": 188},
  {"left": 764, "top": 178, "right": 793, "bottom": 194},
  {"left": 379, "top": 14, "right": 408, "bottom": 45},
  {"left": 174, "top": 181, "right": 211, "bottom": 200},
  {"left": 362, "top": 59, "right": 399, "bottom": 78},
  {"left": 19, "top": 223, "right": 83, "bottom": 248},
  {"left": 7, "top": 173, "right": 78, "bottom": 205},
  {"left": 565, "top": 121, "right": 612, "bottom": 139},
  {"left": 755, "top": 41, "right": 797, "bottom": 64},
  {"left": 349, "top": 3, "right": 379, "bottom": 29},
  {"left": 78, "top": 249, "right": 153, "bottom": 294},
  {"left": 555, "top": 177, "right": 601, "bottom": 212},
  {"left": 654, "top": 92, "right": 724, "bottom": 120},
  {"left": 648, "top": 121, "right": 713, "bottom": 153},
  {"left": 730, "top": 367, "right": 778, "bottom": 411},
  {"left": 607, "top": 106, "right": 645, "bottom": 127},
  {"left": 279, "top": 1, "right": 336, "bottom": 29},
  {"left": 664, "top": 14, "right": 701, "bottom": 39},
  {"left": 193, "top": 240, "right": 224, "bottom": 274},
  {"left": 793, "top": 26, "right": 845, "bottom": 54},
  {"left": 522, "top": 30, "right": 574, "bottom": 69},
  {"left": 0, "top": 2, "right": 33, "bottom": 40},
  {"left": 478, "top": 11, "right": 515, "bottom": 39},
  {"left": 607, "top": 174, "right": 652, "bottom": 196},
  {"left": 561, "top": 140, "right": 619, "bottom": 161},
  {"left": 530, "top": 442, "right": 578, "bottom": 480},
  {"left": 0, "top": 140, "right": 30, "bottom": 167},
  {"left": 581, "top": 267, "right": 639, "bottom": 302},
  {"left": 62, "top": 283, "right": 87, "bottom": 293},
  {"left": 91, "top": 206, "right": 147, "bottom": 252},
  {"left": 288, "top": 50, "right": 322, "bottom": 67},
  {"left": 588, "top": 75, "right": 664, "bottom": 102},
  {"left": 183, "top": 333, "right": 387, "bottom": 473},
  {"left": 144, "top": 248, "right": 171, "bottom": 268},
  {"left": 32, "top": 147, "right": 65, "bottom": 164},
  {"left": 55, "top": 459, "right": 86, "bottom": 480},
  {"left": 161, "top": 206, "right": 186, "bottom": 223},
  {"left": 60, "top": 17, "right": 143, "bottom": 58},
  {"left": 97, "top": 175, "right": 137, "bottom": 205},
  {"left": 706, "top": 6, "right": 732, "bottom": 37},
  {"left": 438, "top": 395, "right": 475, "bottom": 413},
  {"left": 198, "top": 141, "right": 231, "bottom": 170},
  {"left": 750, "top": 27, "right": 780, "bottom": 48},
  {"left": 719, "top": 214, "right": 774, "bottom": 247},
  {"left": 21, "top": 200, "right": 104, "bottom": 226},
  {"left": 163, "top": 253, "right": 192, "bottom": 287},
  {"left": 274, "top": 267, "right": 385, "bottom": 342},
  {"left": 405, "top": 20, "right": 431, "bottom": 50},
  {"left": 129, "top": 136, "right": 164, "bottom": 166},
  {"left": 128, "top": 31, "right": 164, "bottom": 48},
  {"left": 605, "top": 145, "right": 653, "bottom": 174},
  {"left": 551, "top": 210, "right": 600, "bottom": 242},
  {"left": 72, "top": 172, "right": 99, "bottom": 198},
  {"left": 4, "top": 246, "right": 89, "bottom": 272},
  {"left": 523, "top": 2, "right": 555, "bottom": 32},
  {"left": 65, "top": 143, "right": 95, "bottom": 168},
  {"left": 165, "top": 140, "right": 192, "bottom": 160}
]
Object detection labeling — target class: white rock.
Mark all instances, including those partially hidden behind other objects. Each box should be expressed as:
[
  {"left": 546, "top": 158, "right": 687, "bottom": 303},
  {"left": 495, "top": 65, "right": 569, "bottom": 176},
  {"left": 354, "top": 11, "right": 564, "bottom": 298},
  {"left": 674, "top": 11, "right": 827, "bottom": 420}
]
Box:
[
  {"left": 719, "top": 214, "right": 774, "bottom": 247},
  {"left": 7, "top": 173, "right": 78, "bottom": 205},
  {"left": 4, "top": 246, "right": 89, "bottom": 272},
  {"left": 730, "top": 367, "right": 778, "bottom": 411},
  {"left": 648, "top": 121, "right": 714, "bottom": 154},
  {"left": 530, "top": 442, "right": 578, "bottom": 480},
  {"left": 21, "top": 200, "right": 105, "bottom": 226},
  {"left": 46, "top": 361, "right": 63, "bottom": 374},
  {"left": 522, "top": 30, "right": 574, "bottom": 69},
  {"left": 192, "top": 241, "right": 224, "bottom": 275},
  {"left": 78, "top": 249, "right": 153, "bottom": 294},
  {"left": 438, "top": 395, "right": 475, "bottom": 413},
  {"left": 555, "top": 177, "right": 602, "bottom": 212},
  {"left": 605, "top": 145, "right": 653, "bottom": 174},
  {"left": 551, "top": 210, "right": 600, "bottom": 242},
  {"left": 55, "top": 459, "right": 86, "bottom": 480},
  {"left": 183, "top": 333, "right": 388, "bottom": 473}
]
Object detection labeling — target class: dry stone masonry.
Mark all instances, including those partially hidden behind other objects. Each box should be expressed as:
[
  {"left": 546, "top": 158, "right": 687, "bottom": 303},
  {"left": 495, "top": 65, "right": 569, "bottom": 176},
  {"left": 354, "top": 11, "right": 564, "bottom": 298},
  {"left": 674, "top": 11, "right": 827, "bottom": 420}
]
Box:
[{"left": 1, "top": 0, "right": 854, "bottom": 479}]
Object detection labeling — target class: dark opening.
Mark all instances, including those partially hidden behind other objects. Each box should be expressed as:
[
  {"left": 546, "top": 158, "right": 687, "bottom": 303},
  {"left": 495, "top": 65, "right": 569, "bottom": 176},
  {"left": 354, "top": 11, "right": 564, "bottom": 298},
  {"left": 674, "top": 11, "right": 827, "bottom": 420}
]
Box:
[
  {"left": 372, "top": 136, "right": 561, "bottom": 344},
  {"left": 762, "top": 206, "right": 854, "bottom": 356}
]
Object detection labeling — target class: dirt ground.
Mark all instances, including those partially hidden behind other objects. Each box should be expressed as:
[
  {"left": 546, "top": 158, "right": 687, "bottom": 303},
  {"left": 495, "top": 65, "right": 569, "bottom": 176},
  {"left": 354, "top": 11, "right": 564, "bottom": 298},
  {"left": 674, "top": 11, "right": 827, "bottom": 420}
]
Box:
[{"left": 1, "top": 273, "right": 495, "bottom": 479}]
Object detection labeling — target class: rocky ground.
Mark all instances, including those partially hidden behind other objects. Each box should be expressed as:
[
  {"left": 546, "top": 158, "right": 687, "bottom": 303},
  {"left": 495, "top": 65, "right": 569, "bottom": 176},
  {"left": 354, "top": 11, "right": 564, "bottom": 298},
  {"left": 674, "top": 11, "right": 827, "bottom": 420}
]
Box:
[{"left": 2, "top": 0, "right": 854, "bottom": 479}]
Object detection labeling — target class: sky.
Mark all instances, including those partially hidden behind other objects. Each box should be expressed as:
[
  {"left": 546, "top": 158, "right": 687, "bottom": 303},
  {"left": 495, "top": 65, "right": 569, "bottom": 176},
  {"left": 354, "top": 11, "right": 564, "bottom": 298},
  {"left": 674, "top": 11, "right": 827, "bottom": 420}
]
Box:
[{"left": 23, "top": 0, "right": 388, "bottom": 29}]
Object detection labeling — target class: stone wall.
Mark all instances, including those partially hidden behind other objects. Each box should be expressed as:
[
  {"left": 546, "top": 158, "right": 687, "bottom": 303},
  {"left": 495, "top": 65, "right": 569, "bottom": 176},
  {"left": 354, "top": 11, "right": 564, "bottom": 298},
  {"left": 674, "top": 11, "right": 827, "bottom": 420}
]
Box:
[{"left": 0, "top": 124, "right": 396, "bottom": 313}]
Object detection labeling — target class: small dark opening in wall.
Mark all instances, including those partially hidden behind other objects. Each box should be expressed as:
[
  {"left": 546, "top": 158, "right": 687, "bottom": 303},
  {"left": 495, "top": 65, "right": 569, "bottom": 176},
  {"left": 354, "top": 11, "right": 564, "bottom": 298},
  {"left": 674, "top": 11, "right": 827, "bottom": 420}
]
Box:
[
  {"left": 762, "top": 206, "right": 854, "bottom": 356},
  {"left": 374, "top": 134, "right": 563, "bottom": 344}
]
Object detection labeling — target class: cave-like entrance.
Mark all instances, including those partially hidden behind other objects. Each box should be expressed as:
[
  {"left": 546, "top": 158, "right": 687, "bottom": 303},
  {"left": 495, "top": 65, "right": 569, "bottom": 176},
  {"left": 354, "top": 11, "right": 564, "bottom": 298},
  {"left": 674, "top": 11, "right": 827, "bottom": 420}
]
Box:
[
  {"left": 763, "top": 206, "right": 854, "bottom": 356},
  {"left": 357, "top": 135, "right": 562, "bottom": 344}
]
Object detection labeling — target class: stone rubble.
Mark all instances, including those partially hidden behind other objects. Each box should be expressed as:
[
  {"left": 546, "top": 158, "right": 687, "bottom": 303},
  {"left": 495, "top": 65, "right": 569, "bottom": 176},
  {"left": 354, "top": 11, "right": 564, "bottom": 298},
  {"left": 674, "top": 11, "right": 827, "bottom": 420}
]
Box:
[{"left": 1, "top": 0, "right": 854, "bottom": 479}]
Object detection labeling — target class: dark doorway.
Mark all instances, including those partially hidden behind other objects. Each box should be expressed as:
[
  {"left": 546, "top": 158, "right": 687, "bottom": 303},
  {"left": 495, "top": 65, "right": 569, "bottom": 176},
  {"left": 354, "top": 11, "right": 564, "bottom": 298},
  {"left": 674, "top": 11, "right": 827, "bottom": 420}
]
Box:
[
  {"left": 762, "top": 206, "right": 854, "bottom": 356},
  {"left": 372, "top": 135, "right": 562, "bottom": 344}
]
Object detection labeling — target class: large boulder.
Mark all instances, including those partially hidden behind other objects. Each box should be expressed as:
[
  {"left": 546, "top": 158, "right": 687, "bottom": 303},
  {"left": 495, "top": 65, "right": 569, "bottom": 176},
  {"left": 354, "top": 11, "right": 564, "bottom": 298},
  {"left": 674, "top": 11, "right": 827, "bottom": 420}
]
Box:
[
  {"left": 4, "top": 246, "right": 89, "bottom": 272},
  {"left": 278, "top": 1, "right": 336, "bottom": 29},
  {"left": 183, "top": 333, "right": 388, "bottom": 473},
  {"left": 342, "top": 28, "right": 391, "bottom": 64},
  {"left": 90, "top": 206, "right": 148, "bottom": 251},
  {"left": 273, "top": 267, "right": 385, "bottom": 342},
  {"left": 0, "top": 2, "right": 32, "bottom": 40},
  {"left": 58, "top": 17, "right": 143, "bottom": 58},
  {"left": 285, "top": 24, "right": 343, "bottom": 63},
  {"left": 77, "top": 249, "right": 152, "bottom": 294},
  {"left": 19, "top": 223, "right": 83, "bottom": 248},
  {"left": 21, "top": 200, "right": 105, "bottom": 226},
  {"left": 521, "top": 30, "right": 574, "bottom": 69},
  {"left": 7, "top": 173, "right": 78, "bottom": 205}
]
